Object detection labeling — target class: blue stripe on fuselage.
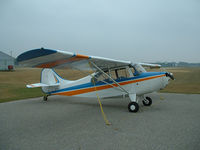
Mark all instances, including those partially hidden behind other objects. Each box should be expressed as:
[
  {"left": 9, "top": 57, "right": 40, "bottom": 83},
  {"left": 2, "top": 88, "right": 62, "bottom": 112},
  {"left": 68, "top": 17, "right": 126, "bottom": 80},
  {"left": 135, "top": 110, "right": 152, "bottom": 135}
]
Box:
[{"left": 49, "top": 72, "right": 165, "bottom": 94}]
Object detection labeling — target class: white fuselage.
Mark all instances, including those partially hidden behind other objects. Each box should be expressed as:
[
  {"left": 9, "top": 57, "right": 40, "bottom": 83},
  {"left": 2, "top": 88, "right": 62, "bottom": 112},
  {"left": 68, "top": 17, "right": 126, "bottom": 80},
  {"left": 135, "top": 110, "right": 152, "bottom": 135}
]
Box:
[{"left": 43, "top": 70, "right": 170, "bottom": 98}]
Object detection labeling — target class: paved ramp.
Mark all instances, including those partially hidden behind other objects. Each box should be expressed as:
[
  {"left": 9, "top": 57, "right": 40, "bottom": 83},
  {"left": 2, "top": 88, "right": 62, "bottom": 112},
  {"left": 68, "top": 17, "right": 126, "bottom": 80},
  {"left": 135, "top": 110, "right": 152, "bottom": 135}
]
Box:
[{"left": 0, "top": 93, "right": 200, "bottom": 150}]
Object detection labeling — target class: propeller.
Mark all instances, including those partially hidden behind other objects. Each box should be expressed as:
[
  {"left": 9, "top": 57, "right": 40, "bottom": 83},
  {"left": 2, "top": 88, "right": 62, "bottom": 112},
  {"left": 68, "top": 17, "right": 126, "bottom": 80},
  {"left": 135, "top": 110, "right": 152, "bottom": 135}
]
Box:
[{"left": 165, "top": 72, "right": 175, "bottom": 80}]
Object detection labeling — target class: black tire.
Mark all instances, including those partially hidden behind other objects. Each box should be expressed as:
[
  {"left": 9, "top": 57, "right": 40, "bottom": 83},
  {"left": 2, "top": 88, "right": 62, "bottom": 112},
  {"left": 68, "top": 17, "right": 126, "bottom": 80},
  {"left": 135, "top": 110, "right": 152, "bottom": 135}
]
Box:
[
  {"left": 43, "top": 96, "right": 48, "bottom": 101},
  {"left": 128, "top": 102, "right": 139, "bottom": 112},
  {"left": 142, "top": 96, "right": 152, "bottom": 106}
]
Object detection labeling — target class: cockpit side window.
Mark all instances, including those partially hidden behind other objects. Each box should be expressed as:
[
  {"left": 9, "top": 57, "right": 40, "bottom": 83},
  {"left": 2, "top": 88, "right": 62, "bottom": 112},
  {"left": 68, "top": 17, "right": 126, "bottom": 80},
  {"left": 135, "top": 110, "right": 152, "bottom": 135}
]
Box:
[
  {"left": 93, "top": 67, "right": 135, "bottom": 84},
  {"left": 129, "top": 67, "right": 138, "bottom": 76},
  {"left": 116, "top": 68, "right": 129, "bottom": 79},
  {"left": 108, "top": 70, "right": 117, "bottom": 80},
  {"left": 95, "top": 71, "right": 109, "bottom": 83},
  {"left": 94, "top": 70, "right": 116, "bottom": 83}
]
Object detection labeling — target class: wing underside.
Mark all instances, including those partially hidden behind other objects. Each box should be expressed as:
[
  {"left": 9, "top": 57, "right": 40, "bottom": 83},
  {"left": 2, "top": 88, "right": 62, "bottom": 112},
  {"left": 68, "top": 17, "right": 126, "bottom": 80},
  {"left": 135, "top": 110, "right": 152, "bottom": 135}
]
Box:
[{"left": 17, "top": 48, "right": 131, "bottom": 71}]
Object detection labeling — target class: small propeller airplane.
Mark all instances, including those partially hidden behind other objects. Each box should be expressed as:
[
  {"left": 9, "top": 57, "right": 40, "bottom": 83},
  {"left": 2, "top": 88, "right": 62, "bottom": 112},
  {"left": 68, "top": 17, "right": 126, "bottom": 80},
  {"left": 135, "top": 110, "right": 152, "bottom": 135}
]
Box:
[{"left": 17, "top": 48, "right": 174, "bottom": 113}]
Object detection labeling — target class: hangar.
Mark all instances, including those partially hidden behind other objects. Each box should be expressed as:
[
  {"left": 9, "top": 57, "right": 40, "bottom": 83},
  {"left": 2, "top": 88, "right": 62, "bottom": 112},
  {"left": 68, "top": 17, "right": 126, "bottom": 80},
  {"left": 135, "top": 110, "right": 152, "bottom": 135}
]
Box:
[{"left": 0, "top": 51, "right": 15, "bottom": 71}]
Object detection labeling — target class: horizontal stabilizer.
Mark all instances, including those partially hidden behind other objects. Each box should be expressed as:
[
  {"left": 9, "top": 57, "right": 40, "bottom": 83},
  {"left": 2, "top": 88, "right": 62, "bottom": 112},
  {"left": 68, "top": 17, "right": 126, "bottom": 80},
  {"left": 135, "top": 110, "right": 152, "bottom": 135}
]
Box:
[{"left": 26, "top": 83, "right": 60, "bottom": 88}]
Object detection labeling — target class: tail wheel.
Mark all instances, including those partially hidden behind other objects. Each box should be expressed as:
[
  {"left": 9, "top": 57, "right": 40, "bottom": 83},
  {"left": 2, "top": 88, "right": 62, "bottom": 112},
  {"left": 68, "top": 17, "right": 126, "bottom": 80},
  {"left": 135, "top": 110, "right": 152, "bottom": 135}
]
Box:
[
  {"left": 128, "top": 102, "right": 139, "bottom": 112},
  {"left": 43, "top": 95, "right": 48, "bottom": 101},
  {"left": 142, "top": 96, "right": 152, "bottom": 106}
]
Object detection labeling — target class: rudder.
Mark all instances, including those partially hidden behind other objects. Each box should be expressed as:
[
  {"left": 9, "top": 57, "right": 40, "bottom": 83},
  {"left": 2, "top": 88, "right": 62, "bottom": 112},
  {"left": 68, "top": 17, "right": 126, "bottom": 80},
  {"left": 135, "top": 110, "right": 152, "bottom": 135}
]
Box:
[{"left": 41, "top": 69, "right": 60, "bottom": 85}]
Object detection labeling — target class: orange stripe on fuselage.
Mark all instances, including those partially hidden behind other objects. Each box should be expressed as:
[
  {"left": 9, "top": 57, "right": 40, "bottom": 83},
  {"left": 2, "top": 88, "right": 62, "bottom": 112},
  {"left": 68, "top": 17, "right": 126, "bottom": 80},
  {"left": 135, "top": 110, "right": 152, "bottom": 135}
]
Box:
[
  {"left": 36, "top": 54, "right": 89, "bottom": 68},
  {"left": 53, "top": 74, "right": 165, "bottom": 96}
]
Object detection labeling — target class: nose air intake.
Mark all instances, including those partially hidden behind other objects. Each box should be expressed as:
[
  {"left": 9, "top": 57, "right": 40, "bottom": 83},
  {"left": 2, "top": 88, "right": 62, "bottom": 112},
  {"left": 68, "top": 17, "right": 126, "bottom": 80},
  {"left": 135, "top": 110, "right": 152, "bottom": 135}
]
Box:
[{"left": 165, "top": 72, "right": 174, "bottom": 80}]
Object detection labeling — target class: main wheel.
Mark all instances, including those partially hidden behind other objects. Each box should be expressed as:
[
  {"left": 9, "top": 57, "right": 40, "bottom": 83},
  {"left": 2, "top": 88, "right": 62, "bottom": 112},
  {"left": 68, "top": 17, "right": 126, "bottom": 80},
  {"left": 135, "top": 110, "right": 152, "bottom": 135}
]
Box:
[
  {"left": 142, "top": 96, "right": 152, "bottom": 106},
  {"left": 128, "top": 102, "right": 139, "bottom": 112}
]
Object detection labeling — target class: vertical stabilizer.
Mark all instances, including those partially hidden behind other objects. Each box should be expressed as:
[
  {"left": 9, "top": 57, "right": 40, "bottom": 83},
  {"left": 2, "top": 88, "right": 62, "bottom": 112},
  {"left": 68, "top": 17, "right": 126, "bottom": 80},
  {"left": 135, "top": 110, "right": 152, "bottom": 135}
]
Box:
[
  {"left": 41, "top": 69, "right": 60, "bottom": 85},
  {"left": 41, "top": 69, "right": 70, "bottom": 93}
]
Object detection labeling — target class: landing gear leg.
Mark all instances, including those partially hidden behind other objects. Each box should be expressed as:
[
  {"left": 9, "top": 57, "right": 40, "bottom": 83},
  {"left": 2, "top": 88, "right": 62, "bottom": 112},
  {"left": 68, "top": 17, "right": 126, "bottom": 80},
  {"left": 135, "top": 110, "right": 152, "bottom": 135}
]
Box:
[
  {"left": 128, "top": 94, "right": 139, "bottom": 113},
  {"left": 43, "top": 95, "right": 49, "bottom": 101}
]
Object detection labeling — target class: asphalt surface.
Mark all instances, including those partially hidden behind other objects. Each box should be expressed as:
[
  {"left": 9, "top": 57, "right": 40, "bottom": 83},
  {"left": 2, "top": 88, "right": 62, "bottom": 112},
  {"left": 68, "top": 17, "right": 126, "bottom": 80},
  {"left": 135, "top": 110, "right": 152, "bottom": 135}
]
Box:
[{"left": 0, "top": 93, "right": 200, "bottom": 150}]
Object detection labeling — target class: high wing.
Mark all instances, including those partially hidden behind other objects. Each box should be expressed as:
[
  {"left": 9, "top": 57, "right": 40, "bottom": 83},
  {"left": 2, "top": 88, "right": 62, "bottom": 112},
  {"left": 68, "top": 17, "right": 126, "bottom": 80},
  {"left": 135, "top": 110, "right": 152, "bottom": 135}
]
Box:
[
  {"left": 17, "top": 48, "right": 131, "bottom": 70},
  {"left": 139, "top": 63, "right": 161, "bottom": 68}
]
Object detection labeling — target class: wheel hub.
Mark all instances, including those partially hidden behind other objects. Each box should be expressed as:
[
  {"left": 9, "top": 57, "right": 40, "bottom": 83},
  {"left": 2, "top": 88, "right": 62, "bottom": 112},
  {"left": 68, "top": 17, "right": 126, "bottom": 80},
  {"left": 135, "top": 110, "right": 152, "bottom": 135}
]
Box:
[
  {"left": 144, "top": 99, "right": 149, "bottom": 104},
  {"left": 130, "top": 105, "right": 135, "bottom": 110}
]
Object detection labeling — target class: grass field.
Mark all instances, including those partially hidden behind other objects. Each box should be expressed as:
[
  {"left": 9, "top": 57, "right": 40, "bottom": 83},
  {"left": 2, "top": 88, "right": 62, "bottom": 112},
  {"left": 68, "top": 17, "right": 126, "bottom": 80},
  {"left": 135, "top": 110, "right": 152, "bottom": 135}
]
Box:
[
  {"left": 0, "top": 67, "right": 200, "bottom": 103},
  {"left": 158, "top": 67, "right": 200, "bottom": 94}
]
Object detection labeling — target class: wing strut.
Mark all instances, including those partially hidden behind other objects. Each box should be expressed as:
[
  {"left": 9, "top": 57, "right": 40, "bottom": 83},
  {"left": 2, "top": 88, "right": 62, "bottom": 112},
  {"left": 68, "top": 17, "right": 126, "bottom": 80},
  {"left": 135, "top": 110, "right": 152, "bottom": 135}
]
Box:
[{"left": 89, "top": 61, "right": 129, "bottom": 94}]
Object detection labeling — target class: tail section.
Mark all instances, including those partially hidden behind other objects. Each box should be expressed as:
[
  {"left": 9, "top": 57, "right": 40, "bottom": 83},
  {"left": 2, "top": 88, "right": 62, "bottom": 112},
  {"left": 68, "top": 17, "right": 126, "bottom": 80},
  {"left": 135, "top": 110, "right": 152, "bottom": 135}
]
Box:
[
  {"left": 27, "top": 68, "right": 72, "bottom": 94},
  {"left": 27, "top": 69, "right": 60, "bottom": 88}
]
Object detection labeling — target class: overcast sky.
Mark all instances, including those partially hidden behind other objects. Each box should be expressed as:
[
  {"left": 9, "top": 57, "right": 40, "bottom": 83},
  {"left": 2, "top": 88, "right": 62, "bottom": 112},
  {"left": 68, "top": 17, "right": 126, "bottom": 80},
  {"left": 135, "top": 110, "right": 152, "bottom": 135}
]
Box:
[{"left": 0, "top": 0, "right": 200, "bottom": 63}]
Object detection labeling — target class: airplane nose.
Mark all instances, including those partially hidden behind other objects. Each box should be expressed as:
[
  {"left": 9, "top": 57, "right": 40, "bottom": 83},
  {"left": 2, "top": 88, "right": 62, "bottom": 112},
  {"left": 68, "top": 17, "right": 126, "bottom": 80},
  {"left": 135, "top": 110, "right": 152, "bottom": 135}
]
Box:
[{"left": 165, "top": 72, "right": 174, "bottom": 80}]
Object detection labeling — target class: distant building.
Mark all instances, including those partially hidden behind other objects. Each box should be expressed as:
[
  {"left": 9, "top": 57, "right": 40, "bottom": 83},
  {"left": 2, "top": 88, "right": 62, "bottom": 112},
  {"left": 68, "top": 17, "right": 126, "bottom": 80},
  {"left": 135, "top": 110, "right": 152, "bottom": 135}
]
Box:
[{"left": 0, "top": 51, "right": 15, "bottom": 71}]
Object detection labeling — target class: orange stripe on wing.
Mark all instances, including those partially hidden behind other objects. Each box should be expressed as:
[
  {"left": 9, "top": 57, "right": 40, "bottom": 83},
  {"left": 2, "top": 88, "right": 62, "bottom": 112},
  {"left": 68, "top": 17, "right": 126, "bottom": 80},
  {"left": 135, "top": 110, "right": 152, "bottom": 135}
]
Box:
[
  {"left": 36, "top": 54, "right": 89, "bottom": 68},
  {"left": 75, "top": 54, "right": 89, "bottom": 59},
  {"left": 53, "top": 74, "right": 165, "bottom": 96}
]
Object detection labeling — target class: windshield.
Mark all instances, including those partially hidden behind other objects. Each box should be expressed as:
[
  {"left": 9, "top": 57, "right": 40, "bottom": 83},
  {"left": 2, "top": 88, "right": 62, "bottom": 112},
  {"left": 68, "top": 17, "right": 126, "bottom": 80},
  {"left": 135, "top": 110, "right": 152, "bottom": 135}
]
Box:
[{"left": 132, "top": 64, "right": 147, "bottom": 75}]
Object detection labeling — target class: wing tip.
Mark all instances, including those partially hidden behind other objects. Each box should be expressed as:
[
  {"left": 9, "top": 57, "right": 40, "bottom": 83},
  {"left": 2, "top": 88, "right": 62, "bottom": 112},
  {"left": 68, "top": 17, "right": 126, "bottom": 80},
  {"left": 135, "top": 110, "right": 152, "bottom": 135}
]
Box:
[{"left": 17, "top": 48, "right": 57, "bottom": 62}]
